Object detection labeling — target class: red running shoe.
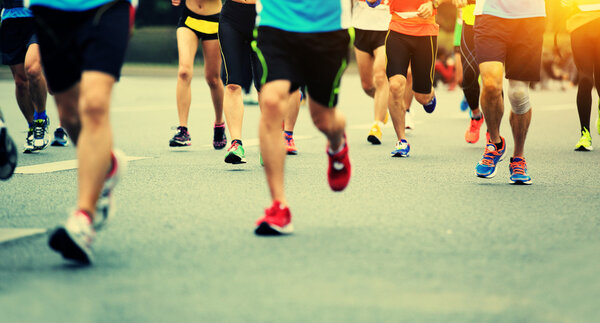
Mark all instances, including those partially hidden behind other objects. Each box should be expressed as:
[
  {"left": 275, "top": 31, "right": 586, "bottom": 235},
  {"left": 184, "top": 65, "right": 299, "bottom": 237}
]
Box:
[
  {"left": 255, "top": 201, "right": 293, "bottom": 235},
  {"left": 327, "top": 137, "right": 351, "bottom": 192}
]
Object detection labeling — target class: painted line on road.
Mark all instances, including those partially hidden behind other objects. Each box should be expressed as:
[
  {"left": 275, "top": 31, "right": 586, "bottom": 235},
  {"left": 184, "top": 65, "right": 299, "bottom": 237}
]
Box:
[
  {"left": 14, "top": 156, "right": 151, "bottom": 174},
  {"left": 0, "top": 228, "right": 47, "bottom": 244}
]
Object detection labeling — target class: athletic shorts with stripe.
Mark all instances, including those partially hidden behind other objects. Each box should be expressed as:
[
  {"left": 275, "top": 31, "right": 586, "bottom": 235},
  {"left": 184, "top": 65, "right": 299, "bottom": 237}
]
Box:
[
  {"left": 255, "top": 26, "right": 351, "bottom": 107},
  {"left": 0, "top": 18, "right": 38, "bottom": 66},
  {"left": 218, "top": 0, "right": 261, "bottom": 91},
  {"left": 474, "top": 15, "right": 545, "bottom": 82},
  {"left": 177, "top": 5, "right": 219, "bottom": 41},
  {"left": 354, "top": 28, "right": 386, "bottom": 56},
  {"left": 31, "top": 0, "right": 131, "bottom": 93},
  {"left": 385, "top": 30, "right": 437, "bottom": 94}
]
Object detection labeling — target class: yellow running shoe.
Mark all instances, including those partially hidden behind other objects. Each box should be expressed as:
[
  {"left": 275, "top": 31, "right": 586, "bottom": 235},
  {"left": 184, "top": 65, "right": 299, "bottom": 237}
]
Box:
[
  {"left": 575, "top": 128, "right": 593, "bottom": 151},
  {"left": 367, "top": 122, "right": 383, "bottom": 145}
]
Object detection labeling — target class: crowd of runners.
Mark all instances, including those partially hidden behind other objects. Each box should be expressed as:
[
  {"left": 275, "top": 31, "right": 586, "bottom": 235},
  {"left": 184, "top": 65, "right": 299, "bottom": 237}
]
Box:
[{"left": 0, "top": 0, "right": 598, "bottom": 264}]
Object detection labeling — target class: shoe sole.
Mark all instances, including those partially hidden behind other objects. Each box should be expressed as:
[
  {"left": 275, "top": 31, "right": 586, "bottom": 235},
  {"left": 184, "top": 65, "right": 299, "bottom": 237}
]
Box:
[
  {"left": 286, "top": 150, "right": 298, "bottom": 155},
  {"left": 213, "top": 143, "right": 227, "bottom": 150},
  {"left": 48, "top": 227, "right": 92, "bottom": 264},
  {"left": 254, "top": 222, "right": 293, "bottom": 236},
  {"left": 510, "top": 179, "right": 532, "bottom": 185},
  {"left": 225, "top": 153, "right": 246, "bottom": 164},
  {"left": 169, "top": 141, "right": 191, "bottom": 147},
  {"left": 367, "top": 135, "right": 381, "bottom": 145},
  {"left": 51, "top": 140, "right": 68, "bottom": 147},
  {"left": 575, "top": 146, "right": 593, "bottom": 151}
]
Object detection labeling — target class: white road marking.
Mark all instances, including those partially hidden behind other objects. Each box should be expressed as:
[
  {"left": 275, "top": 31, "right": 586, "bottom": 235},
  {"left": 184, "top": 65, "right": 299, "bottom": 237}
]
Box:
[
  {"left": 0, "top": 228, "right": 47, "bottom": 244},
  {"left": 14, "top": 156, "right": 150, "bottom": 174}
]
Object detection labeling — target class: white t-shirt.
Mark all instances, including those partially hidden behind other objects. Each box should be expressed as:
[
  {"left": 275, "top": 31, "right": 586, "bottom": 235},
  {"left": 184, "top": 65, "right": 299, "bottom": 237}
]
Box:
[
  {"left": 474, "top": 0, "right": 546, "bottom": 19},
  {"left": 352, "top": 0, "right": 391, "bottom": 31}
]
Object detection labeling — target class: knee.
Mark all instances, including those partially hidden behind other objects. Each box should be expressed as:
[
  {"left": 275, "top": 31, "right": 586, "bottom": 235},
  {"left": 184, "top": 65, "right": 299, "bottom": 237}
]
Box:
[
  {"left": 414, "top": 92, "right": 433, "bottom": 105},
  {"left": 205, "top": 74, "right": 221, "bottom": 89},
  {"left": 80, "top": 94, "right": 109, "bottom": 126},
  {"left": 225, "top": 83, "right": 241, "bottom": 94},
  {"left": 389, "top": 77, "right": 406, "bottom": 98},
  {"left": 508, "top": 81, "right": 531, "bottom": 115},
  {"left": 373, "top": 69, "right": 387, "bottom": 89},
  {"left": 361, "top": 81, "right": 375, "bottom": 97},
  {"left": 260, "top": 91, "right": 285, "bottom": 117},
  {"left": 178, "top": 66, "right": 193, "bottom": 83},
  {"left": 25, "top": 62, "right": 43, "bottom": 81},
  {"left": 481, "top": 76, "right": 503, "bottom": 97}
]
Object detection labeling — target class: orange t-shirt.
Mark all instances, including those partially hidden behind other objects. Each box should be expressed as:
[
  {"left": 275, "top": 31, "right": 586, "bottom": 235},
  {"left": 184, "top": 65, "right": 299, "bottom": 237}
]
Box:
[{"left": 389, "top": 0, "right": 439, "bottom": 36}]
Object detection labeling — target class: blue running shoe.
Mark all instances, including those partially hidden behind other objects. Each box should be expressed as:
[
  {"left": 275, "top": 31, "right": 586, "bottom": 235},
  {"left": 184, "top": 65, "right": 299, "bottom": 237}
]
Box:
[
  {"left": 391, "top": 139, "right": 410, "bottom": 157},
  {"left": 475, "top": 137, "right": 506, "bottom": 178},
  {"left": 509, "top": 156, "right": 532, "bottom": 185},
  {"left": 423, "top": 96, "right": 436, "bottom": 114},
  {"left": 460, "top": 96, "right": 469, "bottom": 112}
]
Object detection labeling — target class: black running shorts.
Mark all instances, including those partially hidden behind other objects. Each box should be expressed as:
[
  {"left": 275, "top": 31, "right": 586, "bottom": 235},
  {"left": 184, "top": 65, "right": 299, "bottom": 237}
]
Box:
[
  {"left": 177, "top": 5, "right": 219, "bottom": 41},
  {"left": 385, "top": 30, "right": 437, "bottom": 94},
  {"left": 354, "top": 28, "right": 386, "bottom": 56},
  {"left": 218, "top": 0, "right": 261, "bottom": 91},
  {"left": 31, "top": 1, "right": 131, "bottom": 93},
  {"left": 0, "top": 18, "right": 38, "bottom": 66},
  {"left": 474, "top": 15, "right": 545, "bottom": 82},
  {"left": 255, "top": 26, "right": 351, "bottom": 108}
]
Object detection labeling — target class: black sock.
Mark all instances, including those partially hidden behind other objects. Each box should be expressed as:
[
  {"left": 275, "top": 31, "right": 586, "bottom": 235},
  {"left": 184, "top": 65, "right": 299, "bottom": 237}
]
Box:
[{"left": 232, "top": 139, "right": 243, "bottom": 146}]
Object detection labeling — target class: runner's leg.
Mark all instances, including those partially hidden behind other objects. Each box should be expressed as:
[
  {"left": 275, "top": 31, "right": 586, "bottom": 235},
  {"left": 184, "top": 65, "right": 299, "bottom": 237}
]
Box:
[
  {"left": 175, "top": 27, "right": 199, "bottom": 128},
  {"left": 202, "top": 39, "right": 225, "bottom": 124}
]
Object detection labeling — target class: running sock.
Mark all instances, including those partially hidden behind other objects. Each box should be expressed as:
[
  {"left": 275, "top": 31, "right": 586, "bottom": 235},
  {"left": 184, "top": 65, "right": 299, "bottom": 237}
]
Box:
[
  {"left": 232, "top": 139, "right": 243, "bottom": 146},
  {"left": 328, "top": 139, "right": 346, "bottom": 155},
  {"left": 33, "top": 111, "right": 47, "bottom": 120},
  {"left": 215, "top": 122, "right": 225, "bottom": 127},
  {"left": 284, "top": 131, "right": 293, "bottom": 137},
  {"left": 179, "top": 126, "right": 188, "bottom": 132},
  {"left": 471, "top": 111, "right": 482, "bottom": 120}
]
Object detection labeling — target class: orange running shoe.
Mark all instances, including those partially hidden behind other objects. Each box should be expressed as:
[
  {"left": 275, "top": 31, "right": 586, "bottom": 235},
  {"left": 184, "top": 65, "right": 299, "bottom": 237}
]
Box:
[{"left": 465, "top": 116, "right": 484, "bottom": 144}]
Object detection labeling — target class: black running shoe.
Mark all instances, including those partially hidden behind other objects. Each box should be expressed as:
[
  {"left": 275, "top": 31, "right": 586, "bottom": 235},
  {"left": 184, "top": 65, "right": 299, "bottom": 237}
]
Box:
[
  {"left": 0, "top": 114, "right": 18, "bottom": 180},
  {"left": 51, "top": 127, "right": 70, "bottom": 147},
  {"left": 169, "top": 126, "right": 191, "bottom": 147},
  {"left": 213, "top": 123, "right": 227, "bottom": 150}
]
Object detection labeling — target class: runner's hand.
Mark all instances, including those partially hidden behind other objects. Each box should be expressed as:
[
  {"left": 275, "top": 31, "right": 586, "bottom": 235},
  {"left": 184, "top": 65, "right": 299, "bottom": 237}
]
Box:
[
  {"left": 417, "top": 1, "right": 434, "bottom": 19},
  {"left": 453, "top": 0, "right": 468, "bottom": 8},
  {"left": 172, "top": 0, "right": 181, "bottom": 6}
]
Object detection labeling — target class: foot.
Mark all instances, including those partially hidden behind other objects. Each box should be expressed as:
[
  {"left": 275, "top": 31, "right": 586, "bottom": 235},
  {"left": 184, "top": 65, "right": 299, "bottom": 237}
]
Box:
[
  {"left": 213, "top": 123, "right": 227, "bottom": 150},
  {"left": 254, "top": 201, "right": 293, "bottom": 235},
  {"left": 169, "top": 126, "right": 191, "bottom": 147},
  {"left": 0, "top": 117, "right": 17, "bottom": 180},
  {"left": 51, "top": 127, "right": 70, "bottom": 147},
  {"left": 225, "top": 140, "right": 246, "bottom": 164},
  {"left": 48, "top": 210, "right": 96, "bottom": 264},
  {"left": 405, "top": 109, "right": 414, "bottom": 132},
  {"left": 509, "top": 156, "right": 532, "bottom": 185},
  {"left": 475, "top": 137, "right": 506, "bottom": 178},
  {"left": 32, "top": 117, "right": 50, "bottom": 151},
  {"left": 422, "top": 96, "right": 436, "bottom": 114},
  {"left": 391, "top": 139, "right": 410, "bottom": 157},
  {"left": 94, "top": 149, "right": 127, "bottom": 231},
  {"left": 23, "top": 127, "right": 34, "bottom": 153},
  {"left": 465, "top": 115, "right": 484, "bottom": 144},
  {"left": 327, "top": 137, "right": 351, "bottom": 192},
  {"left": 367, "top": 122, "right": 382, "bottom": 145},
  {"left": 285, "top": 132, "right": 298, "bottom": 155},
  {"left": 574, "top": 128, "right": 593, "bottom": 151}
]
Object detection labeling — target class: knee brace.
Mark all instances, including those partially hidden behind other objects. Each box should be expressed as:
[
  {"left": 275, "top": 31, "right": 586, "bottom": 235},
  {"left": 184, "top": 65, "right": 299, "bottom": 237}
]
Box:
[{"left": 508, "top": 80, "right": 531, "bottom": 114}]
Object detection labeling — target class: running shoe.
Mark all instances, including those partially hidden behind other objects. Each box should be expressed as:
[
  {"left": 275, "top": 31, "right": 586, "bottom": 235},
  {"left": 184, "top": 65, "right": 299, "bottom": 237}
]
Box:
[
  {"left": 213, "top": 123, "right": 227, "bottom": 150},
  {"left": 94, "top": 149, "right": 127, "bottom": 230},
  {"left": 465, "top": 116, "right": 485, "bottom": 144},
  {"left": 225, "top": 140, "right": 246, "bottom": 164},
  {"left": 475, "top": 137, "right": 506, "bottom": 178},
  {"left": 574, "top": 128, "right": 593, "bottom": 151},
  {"left": 285, "top": 132, "right": 298, "bottom": 155},
  {"left": 460, "top": 96, "right": 469, "bottom": 112},
  {"left": 422, "top": 96, "right": 436, "bottom": 113},
  {"left": 327, "top": 137, "right": 351, "bottom": 192},
  {"left": 367, "top": 122, "right": 383, "bottom": 145},
  {"left": 48, "top": 210, "right": 96, "bottom": 264},
  {"left": 32, "top": 117, "right": 49, "bottom": 151},
  {"left": 169, "top": 126, "right": 191, "bottom": 147},
  {"left": 23, "top": 127, "right": 34, "bottom": 153},
  {"left": 51, "top": 127, "right": 69, "bottom": 147},
  {"left": 391, "top": 139, "right": 410, "bottom": 157},
  {"left": 254, "top": 201, "right": 293, "bottom": 235},
  {"left": 0, "top": 115, "right": 17, "bottom": 180},
  {"left": 509, "top": 156, "right": 532, "bottom": 185},
  {"left": 405, "top": 109, "right": 414, "bottom": 132}
]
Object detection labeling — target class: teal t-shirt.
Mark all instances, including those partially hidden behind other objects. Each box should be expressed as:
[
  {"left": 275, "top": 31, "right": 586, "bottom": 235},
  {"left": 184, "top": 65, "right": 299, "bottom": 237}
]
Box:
[
  {"left": 27, "top": 0, "right": 130, "bottom": 11},
  {"left": 257, "top": 0, "right": 351, "bottom": 33}
]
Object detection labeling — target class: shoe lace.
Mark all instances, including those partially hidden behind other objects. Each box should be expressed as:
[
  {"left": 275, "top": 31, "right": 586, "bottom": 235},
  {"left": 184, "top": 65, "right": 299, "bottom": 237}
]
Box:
[
  {"left": 511, "top": 159, "right": 527, "bottom": 175},
  {"left": 480, "top": 146, "right": 500, "bottom": 166},
  {"left": 33, "top": 120, "right": 45, "bottom": 139}
]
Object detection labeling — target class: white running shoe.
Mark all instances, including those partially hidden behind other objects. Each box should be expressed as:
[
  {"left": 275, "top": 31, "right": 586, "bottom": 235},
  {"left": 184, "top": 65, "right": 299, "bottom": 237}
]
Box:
[
  {"left": 94, "top": 149, "right": 127, "bottom": 230},
  {"left": 48, "top": 210, "right": 96, "bottom": 264}
]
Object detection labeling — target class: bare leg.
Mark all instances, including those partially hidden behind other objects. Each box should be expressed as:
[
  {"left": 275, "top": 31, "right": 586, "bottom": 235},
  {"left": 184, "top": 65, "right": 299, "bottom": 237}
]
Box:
[
  {"left": 9, "top": 64, "right": 34, "bottom": 124},
  {"left": 175, "top": 28, "right": 199, "bottom": 127},
  {"left": 372, "top": 46, "right": 389, "bottom": 123},
  {"left": 201, "top": 39, "right": 224, "bottom": 124},
  {"left": 355, "top": 48, "right": 375, "bottom": 98},
  {"left": 403, "top": 67, "right": 414, "bottom": 111},
  {"left": 284, "top": 90, "right": 301, "bottom": 132},
  {"left": 224, "top": 84, "right": 244, "bottom": 140},
  {"left": 54, "top": 85, "right": 81, "bottom": 144},
  {"left": 259, "top": 80, "right": 291, "bottom": 205},
  {"left": 24, "top": 44, "right": 47, "bottom": 114},
  {"left": 479, "top": 62, "right": 505, "bottom": 143},
  {"left": 508, "top": 80, "right": 532, "bottom": 157},
  {"left": 308, "top": 98, "right": 346, "bottom": 151},
  {"left": 388, "top": 75, "right": 407, "bottom": 141}
]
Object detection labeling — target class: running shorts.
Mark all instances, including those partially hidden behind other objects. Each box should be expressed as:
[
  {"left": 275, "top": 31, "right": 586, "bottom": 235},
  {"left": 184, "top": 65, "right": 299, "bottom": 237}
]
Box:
[
  {"left": 218, "top": 0, "right": 261, "bottom": 91},
  {"left": 0, "top": 18, "right": 38, "bottom": 66},
  {"left": 385, "top": 30, "right": 437, "bottom": 94},
  {"left": 31, "top": 1, "right": 131, "bottom": 93},
  {"left": 255, "top": 26, "right": 351, "bottom": 108},
  {"left": 354, "top": 28, "right": 386, "bottom": 56},
  {"left": 474, "top": 14, "right": 545, "bottom": 82},
  {"left": 177, "top": 5, "right": 219, "bottom": 41}
]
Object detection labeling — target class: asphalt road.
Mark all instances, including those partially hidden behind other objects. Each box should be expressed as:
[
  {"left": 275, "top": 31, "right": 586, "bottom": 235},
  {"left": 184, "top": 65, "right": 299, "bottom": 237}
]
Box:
[{"left": 0, "top": 71, "right": 599, "bottom": 322}]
